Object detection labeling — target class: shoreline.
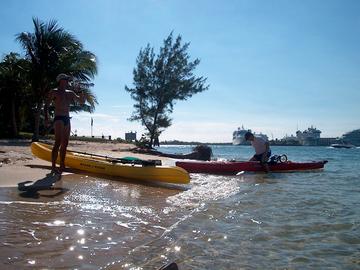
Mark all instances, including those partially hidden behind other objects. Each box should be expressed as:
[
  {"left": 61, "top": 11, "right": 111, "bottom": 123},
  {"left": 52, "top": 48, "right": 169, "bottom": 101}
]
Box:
[{"left": 0, "top": 139, "right": 173, "bottom": 187}]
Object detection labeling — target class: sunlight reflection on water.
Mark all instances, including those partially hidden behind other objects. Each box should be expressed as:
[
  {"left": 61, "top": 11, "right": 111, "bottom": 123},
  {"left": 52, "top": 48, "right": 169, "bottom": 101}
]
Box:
[{"left": 0, "top": 146, "right": 359, "bottom": 269}]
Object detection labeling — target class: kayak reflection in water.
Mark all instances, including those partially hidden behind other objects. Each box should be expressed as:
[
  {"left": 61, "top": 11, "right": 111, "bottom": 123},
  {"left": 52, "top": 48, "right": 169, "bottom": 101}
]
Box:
[{"left": 245, "top": 131, "right": 271, "bottom": 173}]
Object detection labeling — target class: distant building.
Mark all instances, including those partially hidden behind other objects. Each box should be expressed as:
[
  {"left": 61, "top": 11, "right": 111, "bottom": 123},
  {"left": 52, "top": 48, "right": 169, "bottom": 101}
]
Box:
[
  {"left": 283, "top": 134, "right": 299, "bottom": 143},
  {"left": 318, "top": 137, "right": 337, "bottom": 146},
  {"left": 125, "top": 131, "right": 137, "bottom": 142}
]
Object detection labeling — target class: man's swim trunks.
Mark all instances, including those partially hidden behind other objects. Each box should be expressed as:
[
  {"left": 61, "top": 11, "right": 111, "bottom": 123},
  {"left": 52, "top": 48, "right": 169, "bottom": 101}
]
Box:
[{"left": 54, "top": 115, "right": 71, "bottom": 126}]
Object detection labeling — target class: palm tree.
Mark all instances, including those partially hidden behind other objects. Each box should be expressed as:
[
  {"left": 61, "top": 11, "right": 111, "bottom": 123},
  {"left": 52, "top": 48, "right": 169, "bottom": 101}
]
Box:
[
  {"left": 16, "top": 17, "right": 98, "bottom": 140},
  {"left": 0, "top": 53, "right": 30, "bottom": 137}
]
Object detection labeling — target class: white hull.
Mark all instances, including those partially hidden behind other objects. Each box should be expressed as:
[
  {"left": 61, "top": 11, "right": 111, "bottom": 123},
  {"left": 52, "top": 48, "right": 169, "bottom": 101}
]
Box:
[
  {"left": 232, "top": 126, "right": 268, "bottom": 145},
  {"left": 233, "top": 137, "right": 247, "bottom": 145}
]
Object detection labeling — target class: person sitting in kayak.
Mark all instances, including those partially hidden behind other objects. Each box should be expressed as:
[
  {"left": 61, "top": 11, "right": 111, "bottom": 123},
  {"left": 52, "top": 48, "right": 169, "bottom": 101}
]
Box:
[{"left": 245, "top": 131, "right": 271, "bottom": 173}]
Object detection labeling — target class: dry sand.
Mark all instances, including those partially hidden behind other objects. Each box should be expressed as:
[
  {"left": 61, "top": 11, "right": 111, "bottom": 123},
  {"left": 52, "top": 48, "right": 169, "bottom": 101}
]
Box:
[{"left": 0, "top": 139, "right": 171, "bottom": 187}]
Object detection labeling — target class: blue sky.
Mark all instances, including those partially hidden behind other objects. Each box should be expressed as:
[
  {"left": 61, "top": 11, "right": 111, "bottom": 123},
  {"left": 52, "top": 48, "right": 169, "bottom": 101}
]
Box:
[{"left": 1, "top": 0, "right": 359, "bottom": 142}]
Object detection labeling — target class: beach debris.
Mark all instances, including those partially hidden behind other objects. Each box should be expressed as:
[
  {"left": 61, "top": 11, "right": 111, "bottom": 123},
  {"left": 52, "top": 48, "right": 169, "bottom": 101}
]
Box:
[
  {"left": 0, "top": 157, "right": 11, "bottom": 164},
  {"left": 0, "top": 152, "right": 32, "bottom": 165},
  {"left": 132, "top": 144, "right": 213, "bottom": 161},
  {"left": 159, "top": 262, "right": 179, "bottom": 270}
]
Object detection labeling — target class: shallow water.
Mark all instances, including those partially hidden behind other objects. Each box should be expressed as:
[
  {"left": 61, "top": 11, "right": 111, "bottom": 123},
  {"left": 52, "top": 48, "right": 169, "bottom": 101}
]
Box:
[{"left": 0, "top": 146, "right": 359, "bottom": 269}]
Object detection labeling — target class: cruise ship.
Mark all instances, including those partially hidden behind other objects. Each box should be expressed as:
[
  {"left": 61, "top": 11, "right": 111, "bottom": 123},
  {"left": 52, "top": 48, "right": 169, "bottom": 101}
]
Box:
[
  {"left": 295, "top": 126, "right": 321, "bottom": 146},
  {"left": 341, "top": 129, "right": 360, "bottom": 146},
  {"left": 232, "top": 126, "right": 268, "bottom": 145}
]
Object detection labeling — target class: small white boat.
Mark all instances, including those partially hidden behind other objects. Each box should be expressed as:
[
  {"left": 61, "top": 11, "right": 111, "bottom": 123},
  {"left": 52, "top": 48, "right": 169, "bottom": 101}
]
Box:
[{"left": 330, "top": 143, "right": 355, "bottom": 149}]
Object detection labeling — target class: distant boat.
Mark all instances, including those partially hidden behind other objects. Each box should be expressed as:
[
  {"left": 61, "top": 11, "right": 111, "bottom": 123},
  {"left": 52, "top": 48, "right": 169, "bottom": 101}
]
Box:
[
  {"left": 330, "top": 143, "right": 355, "bottom": 149},
  {"left": 341, "top": 129, "right": 360, "bottom": 146},
  {"left": 232, "top": 126, "right": 268, "bottom": 145}
]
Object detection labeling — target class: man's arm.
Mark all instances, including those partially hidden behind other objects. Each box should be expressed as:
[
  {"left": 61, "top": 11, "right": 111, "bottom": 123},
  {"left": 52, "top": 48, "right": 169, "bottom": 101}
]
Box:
[
  {"left": 261, "top": 141, "right": 270, "bottom": 163},
  {"left": 47, "top": 89, "right": 55, "bottom": 103},
  {"left": 71, "top": 90, "right": 85, "bottom": 104},
  {"left": 45, "top": 90, "right": 55, "bottom": 128}
]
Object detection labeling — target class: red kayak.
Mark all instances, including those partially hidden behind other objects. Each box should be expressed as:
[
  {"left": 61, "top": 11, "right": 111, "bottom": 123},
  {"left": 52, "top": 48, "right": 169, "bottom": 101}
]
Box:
[{"left": 175, "top": 160, "right": 328, "bottom": 174}]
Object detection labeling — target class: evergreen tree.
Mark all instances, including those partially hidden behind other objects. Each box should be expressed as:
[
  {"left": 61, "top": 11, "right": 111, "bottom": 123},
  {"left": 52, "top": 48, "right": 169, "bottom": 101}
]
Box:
[{"left": 126, "top": 33, "right": 209, "bottom": 147}]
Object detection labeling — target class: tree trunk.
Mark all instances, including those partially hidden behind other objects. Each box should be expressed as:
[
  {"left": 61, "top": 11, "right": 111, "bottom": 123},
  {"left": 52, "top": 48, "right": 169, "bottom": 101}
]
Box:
[
  {"left": 149, "top": 132, "right": 155, "bottom": 148},
  {"left": 32, "top": 103, "right": 41, "bottom": 141},
  {"left": 149, "top": 110, "right": 159, "bottom": 148},
  {"left": 10, "top": 97, "right": 18, "bottom": 137},
  {"left": 44, "top": 102, "right": 49, "bottom": 135}
]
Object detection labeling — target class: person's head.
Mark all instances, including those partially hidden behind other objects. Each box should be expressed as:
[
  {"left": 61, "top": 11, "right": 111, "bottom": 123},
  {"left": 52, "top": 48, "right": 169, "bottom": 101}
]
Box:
[
  {"left": 56, "top": 73, "right": 72, "bottom": 87},
  {"left": 244, "top": 131, "right": 254, "bottom": 141}
]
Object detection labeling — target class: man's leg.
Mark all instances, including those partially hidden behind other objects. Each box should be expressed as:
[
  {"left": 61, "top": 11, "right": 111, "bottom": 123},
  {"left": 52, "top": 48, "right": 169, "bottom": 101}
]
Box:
[
  {"left": 262, "top": 162, "right": 270, "bottom": 173},
  {"left": 51, "top": 121, "right": 63, "bottom": 173},
  {"left": 59, "top": 123, "right": 71, "bottom": 173}
]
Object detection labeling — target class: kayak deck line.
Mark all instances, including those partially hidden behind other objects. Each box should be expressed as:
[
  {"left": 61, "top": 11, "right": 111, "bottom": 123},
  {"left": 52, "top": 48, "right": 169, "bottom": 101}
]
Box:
[{"left": 68, "top": 149, "right": 162, "bottom": 166}]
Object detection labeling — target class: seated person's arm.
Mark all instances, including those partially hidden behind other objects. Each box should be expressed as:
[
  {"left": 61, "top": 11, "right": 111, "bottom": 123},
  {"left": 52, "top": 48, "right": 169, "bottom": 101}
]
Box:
[
  {"left": 265, "top": 141, "right": 270, "bottom": 152},
  {"left": 261, "top": 142, "right": 270, "bottom": 162}
]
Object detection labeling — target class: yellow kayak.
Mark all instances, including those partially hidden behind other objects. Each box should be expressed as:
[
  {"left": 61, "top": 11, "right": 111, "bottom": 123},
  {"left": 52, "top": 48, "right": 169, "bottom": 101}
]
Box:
[{"left": 31, "top": 142, "right": 190, "bottom": 184}]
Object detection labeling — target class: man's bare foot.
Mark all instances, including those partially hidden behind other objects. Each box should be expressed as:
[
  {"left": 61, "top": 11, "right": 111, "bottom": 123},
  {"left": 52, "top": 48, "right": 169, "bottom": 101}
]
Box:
[
  {"left": 50, "top": 168, "right": 61, "bottom": 175},
  {"left": 59, "top": 166, "right": 66, "bottom": 174}
]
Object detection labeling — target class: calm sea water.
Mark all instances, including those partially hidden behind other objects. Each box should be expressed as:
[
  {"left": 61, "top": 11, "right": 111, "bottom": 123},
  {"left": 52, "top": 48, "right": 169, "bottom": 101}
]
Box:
[{"left": 0, "top": 145, "right": 359, "bottom": 269}]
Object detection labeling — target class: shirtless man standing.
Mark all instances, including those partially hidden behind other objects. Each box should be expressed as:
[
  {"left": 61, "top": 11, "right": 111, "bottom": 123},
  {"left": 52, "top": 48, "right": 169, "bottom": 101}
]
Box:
[{"left": 49, "top": 74, "right": 85, "bottom": 174}]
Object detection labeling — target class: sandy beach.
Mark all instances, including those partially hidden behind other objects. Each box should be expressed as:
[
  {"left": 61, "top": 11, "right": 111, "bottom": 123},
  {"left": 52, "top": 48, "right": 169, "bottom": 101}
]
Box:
[{"left": 0, "top": 139, "right": 172, "bottom": 187}]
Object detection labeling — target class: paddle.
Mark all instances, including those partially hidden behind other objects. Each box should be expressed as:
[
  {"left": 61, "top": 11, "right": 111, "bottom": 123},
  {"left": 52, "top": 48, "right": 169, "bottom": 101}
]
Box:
[{"left": 66, "top": 149, "right": 162, "bottom": 166}]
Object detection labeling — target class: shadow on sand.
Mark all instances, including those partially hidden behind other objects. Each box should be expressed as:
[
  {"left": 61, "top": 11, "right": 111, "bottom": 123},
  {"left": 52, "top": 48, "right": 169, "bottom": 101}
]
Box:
[{"left": 18, "top": 172, "right": 68, "bottom": 198}]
